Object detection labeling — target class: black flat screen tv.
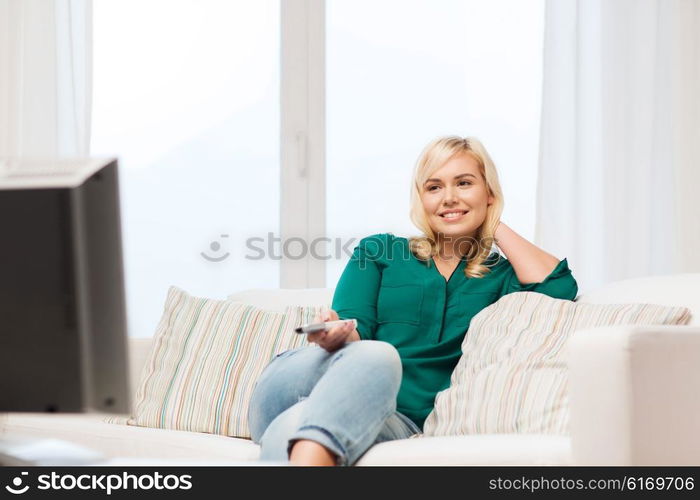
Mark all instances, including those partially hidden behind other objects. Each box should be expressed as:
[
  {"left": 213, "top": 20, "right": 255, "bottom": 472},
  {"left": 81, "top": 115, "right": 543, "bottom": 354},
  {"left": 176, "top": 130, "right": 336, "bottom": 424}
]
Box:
[{"left": 0, "top": 157, "right": 130, "bottom": 413}]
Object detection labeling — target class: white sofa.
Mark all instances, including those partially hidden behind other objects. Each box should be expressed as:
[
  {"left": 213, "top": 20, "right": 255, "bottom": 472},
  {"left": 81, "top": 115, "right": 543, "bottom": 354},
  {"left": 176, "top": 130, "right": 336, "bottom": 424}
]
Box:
[{"left": 2, "top": 274, "right": 700, "bottom": 466}]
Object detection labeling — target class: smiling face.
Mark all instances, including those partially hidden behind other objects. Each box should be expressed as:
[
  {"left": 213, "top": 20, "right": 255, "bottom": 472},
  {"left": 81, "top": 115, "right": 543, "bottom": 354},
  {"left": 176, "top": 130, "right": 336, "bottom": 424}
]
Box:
[{"left": 420, "top": 152, "right": 494, "bottom": 243}]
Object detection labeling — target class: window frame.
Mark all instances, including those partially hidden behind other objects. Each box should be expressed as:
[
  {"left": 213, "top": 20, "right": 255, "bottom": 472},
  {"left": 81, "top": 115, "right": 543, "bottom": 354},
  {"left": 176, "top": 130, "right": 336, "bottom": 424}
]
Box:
[{"left": 280, "top": 0, "right": 326, "bottom": 288}]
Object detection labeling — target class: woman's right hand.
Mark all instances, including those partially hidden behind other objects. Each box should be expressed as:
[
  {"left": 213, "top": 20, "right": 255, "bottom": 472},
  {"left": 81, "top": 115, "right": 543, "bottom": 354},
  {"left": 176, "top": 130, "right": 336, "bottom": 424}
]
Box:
[{"left": 307, "top": 306, "right": 359, "bottom": 352}]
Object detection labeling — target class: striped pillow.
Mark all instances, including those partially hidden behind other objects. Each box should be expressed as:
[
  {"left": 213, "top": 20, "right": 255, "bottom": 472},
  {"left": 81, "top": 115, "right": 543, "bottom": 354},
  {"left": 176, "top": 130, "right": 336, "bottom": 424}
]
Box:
[
  {"left": 423, "top": 291, "right": 691, "bottom": 436},
  {"left": 126, "top": 286, "right": 322, "bottom": 438}
]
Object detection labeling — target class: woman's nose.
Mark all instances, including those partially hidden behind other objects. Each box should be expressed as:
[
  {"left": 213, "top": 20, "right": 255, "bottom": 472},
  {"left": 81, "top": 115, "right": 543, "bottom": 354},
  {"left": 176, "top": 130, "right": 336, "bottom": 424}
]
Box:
[{"left": 443, "top": 186, "right": 458, "bottom": 203}]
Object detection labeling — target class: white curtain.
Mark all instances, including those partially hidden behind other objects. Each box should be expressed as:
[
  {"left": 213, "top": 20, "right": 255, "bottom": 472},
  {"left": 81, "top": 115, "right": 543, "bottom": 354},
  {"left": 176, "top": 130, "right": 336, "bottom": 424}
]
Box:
[
  {"left": 0, "top": 0, "right": 92, "bottom": 157},
  {"left": 536, "top": 0, "right": 700, "bottom": 295}
]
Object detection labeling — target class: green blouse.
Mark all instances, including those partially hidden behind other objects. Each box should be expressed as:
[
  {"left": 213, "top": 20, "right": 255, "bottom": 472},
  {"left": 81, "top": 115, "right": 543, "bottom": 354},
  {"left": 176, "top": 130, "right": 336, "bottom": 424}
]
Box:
[{"left": 331, "top": 233, "right": 578, "bottom": 430}]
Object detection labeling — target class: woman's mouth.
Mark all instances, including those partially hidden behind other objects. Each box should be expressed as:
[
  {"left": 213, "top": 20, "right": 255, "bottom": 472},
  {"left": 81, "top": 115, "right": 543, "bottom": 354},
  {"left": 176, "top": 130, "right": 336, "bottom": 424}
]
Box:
[{"left": 439, "top": 210, "right": 468, "bottom": 222}]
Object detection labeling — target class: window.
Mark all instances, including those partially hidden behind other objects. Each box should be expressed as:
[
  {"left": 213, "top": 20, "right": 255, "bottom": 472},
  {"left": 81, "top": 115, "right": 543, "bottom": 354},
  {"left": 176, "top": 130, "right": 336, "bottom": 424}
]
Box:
[{"left": 91, "top": 0, "right": 280, "bottom": 337}]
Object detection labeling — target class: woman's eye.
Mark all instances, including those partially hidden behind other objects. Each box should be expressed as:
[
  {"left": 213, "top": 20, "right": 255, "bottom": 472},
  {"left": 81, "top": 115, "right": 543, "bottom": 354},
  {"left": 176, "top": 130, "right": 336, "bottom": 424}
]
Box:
[{"left": 427, "top": 181, "right": 471, "bottom": 191}]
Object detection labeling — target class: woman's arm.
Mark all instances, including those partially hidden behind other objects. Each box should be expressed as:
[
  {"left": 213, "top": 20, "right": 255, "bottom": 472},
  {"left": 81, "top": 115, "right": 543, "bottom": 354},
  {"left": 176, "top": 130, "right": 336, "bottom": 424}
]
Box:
[
  {"left": 494, "top": 221, "right": 560, "bottom": 285},
  {"left": 331, "top": 234, "right": 387, "bottom": 340},
  {"left": 310, "top": 233, "right": 390, "bottom": 352}
]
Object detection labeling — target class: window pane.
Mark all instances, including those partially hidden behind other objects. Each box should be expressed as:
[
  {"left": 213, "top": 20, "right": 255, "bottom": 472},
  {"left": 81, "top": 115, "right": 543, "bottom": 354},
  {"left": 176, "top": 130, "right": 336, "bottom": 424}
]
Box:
[
  {"left": 326, "top": 0, "right": 544, "bottom": 285},
  {"left": 92, "top": 0, "right": 279, "bottom": 337}
]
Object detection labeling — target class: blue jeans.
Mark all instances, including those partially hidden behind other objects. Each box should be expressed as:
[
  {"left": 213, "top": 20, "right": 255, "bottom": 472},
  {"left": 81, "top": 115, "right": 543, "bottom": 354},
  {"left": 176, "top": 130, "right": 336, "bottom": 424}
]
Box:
[{"left": 248, "top": 340, "right": 421, "bottom": 466}]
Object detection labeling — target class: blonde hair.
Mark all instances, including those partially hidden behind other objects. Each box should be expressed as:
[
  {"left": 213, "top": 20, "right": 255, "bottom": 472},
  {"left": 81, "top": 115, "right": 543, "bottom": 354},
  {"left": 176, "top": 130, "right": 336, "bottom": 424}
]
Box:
[{"left": 408, "top": 136, "right": 504, "bottom": 278}]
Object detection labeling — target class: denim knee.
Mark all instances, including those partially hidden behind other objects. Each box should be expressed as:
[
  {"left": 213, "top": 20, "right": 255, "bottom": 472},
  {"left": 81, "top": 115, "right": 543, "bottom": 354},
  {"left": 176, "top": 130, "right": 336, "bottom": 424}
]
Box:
[
  {"left": 258, "top": 400, "right": 307, "bottom": 463},
  {"left": 339, "top": 341, "right": 402, "bottom": 390},
  {"left": 248, "top": 346, "right": 327, "bottom": 443}
]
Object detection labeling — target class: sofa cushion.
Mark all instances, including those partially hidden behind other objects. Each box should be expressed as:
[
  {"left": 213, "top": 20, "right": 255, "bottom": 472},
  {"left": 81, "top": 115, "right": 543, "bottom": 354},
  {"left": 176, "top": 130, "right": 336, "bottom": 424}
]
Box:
[
  {"left": 0, "top": 413, "right": 259, "bottom": 464},
  {"left": 576, "top": 273, "right": 700, "bottom": 326},
  {"left": 127, "top": 286, "right": 320, "bottom": 439},
  {"left": 424, "top": 291, "right": 691, "bottom": 437},
  {"left": 0, "top": 413, "right": 572, "bottom": 465},
  {"left": 356, "top": 434, "right": 573, "bottom": 466}
]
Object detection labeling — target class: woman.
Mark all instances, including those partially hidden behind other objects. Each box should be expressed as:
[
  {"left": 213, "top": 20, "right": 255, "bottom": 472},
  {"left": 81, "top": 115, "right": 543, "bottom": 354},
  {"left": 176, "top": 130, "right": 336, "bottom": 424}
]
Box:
[{"left": 248, "top": 136, "right": 578, "bottom": 466}]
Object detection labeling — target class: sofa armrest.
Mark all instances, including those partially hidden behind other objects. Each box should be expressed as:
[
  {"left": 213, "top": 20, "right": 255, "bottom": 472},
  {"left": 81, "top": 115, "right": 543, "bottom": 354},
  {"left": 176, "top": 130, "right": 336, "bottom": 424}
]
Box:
[{"left": 567, "top": 325, "right": 700, "bottom": 465}]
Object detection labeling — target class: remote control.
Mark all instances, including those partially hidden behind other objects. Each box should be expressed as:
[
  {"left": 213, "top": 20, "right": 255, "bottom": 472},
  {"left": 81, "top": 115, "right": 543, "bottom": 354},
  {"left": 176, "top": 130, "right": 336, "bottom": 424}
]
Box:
[{"left": 294, "top": 319, "right": 357, "bottom": 334}]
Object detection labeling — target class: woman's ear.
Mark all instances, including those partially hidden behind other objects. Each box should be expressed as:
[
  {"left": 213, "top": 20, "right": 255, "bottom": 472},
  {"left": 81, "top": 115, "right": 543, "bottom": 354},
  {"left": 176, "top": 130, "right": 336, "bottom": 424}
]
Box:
[{"left": 487, "top": 195, "right": 495, "bottom": 206}]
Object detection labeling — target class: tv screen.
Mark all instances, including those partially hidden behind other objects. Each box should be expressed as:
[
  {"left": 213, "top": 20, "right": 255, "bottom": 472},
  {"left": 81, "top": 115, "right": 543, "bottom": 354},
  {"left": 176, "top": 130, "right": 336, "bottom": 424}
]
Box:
[{"left": 0, "top": 158, "right": 130, "bottom": 413}]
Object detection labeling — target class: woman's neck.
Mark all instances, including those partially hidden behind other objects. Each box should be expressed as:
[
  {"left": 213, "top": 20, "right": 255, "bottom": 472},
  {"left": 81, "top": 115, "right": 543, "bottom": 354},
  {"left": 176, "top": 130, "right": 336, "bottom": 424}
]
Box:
[
  {"left": 435, "top": 234, "right": 473, "bottom": 260},
  {"left": 434, "top": 244, "right": 466, "bottom": 261}
]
